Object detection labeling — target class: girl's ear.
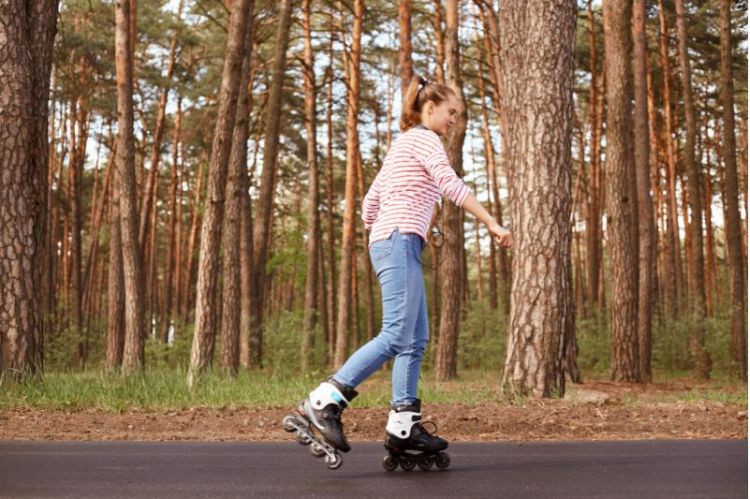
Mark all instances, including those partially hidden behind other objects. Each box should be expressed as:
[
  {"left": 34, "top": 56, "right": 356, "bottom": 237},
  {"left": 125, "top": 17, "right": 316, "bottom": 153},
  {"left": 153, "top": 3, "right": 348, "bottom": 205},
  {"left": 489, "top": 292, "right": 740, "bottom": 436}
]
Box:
[{"left": 424, "top": 101, "right": 434, "bottom": 114}]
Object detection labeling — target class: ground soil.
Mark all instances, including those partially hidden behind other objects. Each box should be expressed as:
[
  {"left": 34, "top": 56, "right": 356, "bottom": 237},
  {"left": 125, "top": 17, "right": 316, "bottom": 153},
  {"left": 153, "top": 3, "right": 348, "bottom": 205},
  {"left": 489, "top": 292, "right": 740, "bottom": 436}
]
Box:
[{"left": 1, "top": 379, "right": 746, "bottom": 442}]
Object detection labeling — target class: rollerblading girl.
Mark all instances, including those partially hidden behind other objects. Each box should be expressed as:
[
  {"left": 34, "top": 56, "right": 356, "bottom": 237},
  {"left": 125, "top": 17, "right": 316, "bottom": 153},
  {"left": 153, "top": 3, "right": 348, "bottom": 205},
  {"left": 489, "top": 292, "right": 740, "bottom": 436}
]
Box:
[{"left": 284, "top": 75, "right": 513, "bottom": 470}]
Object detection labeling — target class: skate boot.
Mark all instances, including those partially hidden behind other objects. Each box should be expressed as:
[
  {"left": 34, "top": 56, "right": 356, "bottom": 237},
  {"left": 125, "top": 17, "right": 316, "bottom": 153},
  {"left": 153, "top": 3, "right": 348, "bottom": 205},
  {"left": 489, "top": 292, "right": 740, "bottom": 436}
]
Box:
[
  {"left": 282, "top": 378, "right": 358, "bottom": 470},
  {"left": 382, "top": 399, "right": 450, "bottom": 472}
]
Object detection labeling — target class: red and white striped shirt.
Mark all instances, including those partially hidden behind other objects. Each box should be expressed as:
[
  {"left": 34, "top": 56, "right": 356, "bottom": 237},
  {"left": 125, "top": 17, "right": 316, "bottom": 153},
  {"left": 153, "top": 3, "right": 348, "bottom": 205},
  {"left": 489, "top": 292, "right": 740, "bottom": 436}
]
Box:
[{"left": 362, "top": 126, "right": 471, "bottom": 246}]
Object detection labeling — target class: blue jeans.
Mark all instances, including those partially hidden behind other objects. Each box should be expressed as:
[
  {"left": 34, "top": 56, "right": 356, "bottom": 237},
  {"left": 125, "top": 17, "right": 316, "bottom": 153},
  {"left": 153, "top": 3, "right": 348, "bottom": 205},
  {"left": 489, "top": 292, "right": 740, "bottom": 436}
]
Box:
[{"left": 332, "top": 229, "right": 429, "bottom": 405}]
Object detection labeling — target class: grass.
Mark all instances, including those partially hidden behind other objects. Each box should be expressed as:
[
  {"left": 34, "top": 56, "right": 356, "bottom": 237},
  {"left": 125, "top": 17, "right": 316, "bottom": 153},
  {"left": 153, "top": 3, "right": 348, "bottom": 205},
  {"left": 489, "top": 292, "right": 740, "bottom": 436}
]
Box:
[{"left": 1, "top": 367, "right": 745, "bottom": 412}]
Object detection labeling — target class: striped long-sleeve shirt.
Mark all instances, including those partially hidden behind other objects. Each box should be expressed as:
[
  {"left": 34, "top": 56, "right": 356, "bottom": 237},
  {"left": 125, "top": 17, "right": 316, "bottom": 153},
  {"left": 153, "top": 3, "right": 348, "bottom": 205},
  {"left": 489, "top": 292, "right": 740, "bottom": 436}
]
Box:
[{"left": 362, "top": 125, "right": 471, "bottom": 246}]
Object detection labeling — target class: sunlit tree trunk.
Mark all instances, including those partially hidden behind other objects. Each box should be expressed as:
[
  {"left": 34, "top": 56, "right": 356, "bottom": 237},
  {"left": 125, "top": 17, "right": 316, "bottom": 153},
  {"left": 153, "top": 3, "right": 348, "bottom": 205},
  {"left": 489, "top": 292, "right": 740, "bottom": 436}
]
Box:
[
  {"left": 115, "top": 0, "right": 146, "bottom": 375},
  {"left": 188, "top": 0, "right": 253, "bottom": 387},
  {"left": 719, "top": 0, "right": 746, "bottom": 381},
  {"left": 499, "top": 0, "right": 576, "bottom": 397},
  {"left": 334, "top": 0, "right": 364, "bottom": 368}
]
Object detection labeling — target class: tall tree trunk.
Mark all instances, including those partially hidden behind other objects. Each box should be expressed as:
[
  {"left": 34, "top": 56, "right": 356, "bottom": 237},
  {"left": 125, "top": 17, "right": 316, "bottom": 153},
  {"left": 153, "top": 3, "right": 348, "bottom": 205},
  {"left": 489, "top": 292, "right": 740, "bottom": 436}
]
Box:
[
  {"left": 0, "top": 0, "right": 59, "bottom": 377},
  {"left": 675, "top": 0, "right": 711, "bottom": 379},
  {"left": 333, "top": 0, "right": 364, "bottom": 368},
  {"left": 657, "top": 0, "right": 682, "bottom": 317},
  {"left": 106, "top": 183, "right": 126, "bottom": 370},
  {"left": 632, "top": 0, "right": 654, "bottom": 382},
  {"left": 603, "top": 0, "right": 640, "bottom": 383},
  {"left": 325, "top": 56, "right": 337, "bottom": 364},
  {"left": 719, "top": 0, "right": 746, "bottom": 380},
  {"left": 220, "top": 3, "right": 255, "bottom": 376},
  {"left": 115, "top": 0, "right": 146, "bottom": 375},
  {"left": 499, "top": 0, "right": 576, "bottom": 397},
  {"left": 585, "top": 0, "right": 604, "bottom": 315},
  {"left": 187, "top": 0, "right": 253, "bottom": 388},
  {"left": 250, "top": 0, "right": 294, "bottom": 368},
  {"left": 433, "top": 0, "right": 468, "bottom": 381},
  {"left": 162, "top": 95, "right": 182, "bottom": 343},
  {"left": 301, "top": 0, "right": 320, "bottom": 370}
]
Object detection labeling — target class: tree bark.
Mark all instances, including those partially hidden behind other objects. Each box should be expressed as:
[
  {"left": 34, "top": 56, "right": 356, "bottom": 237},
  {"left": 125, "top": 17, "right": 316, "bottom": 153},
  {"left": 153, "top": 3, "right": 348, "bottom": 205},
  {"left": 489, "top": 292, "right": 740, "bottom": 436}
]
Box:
[
  {"left": 498, "top": 0, "right": 576, "bottom": 397},
  {"left": 333, "top": 0, "right": 364, "bottom": 368},
  {"left": 115, "top": 0, "right": 146, "bottom": 375},
  {"left": 398, "top": 0, "right": 413, "bottom": 99},
  {"left": 603, "top": 0, "right": 640, "bottom": 383},
  {"left": 632, "top": 0, "right": 654, "bottom": 382},
  {"left": 250, "top": 0, "right": 294, "bottom": 368},
  {"left": 433, "top": 0, "right": 468, "bottom": 381},
  {"left": 0, "top": 0, "right": 59, "bottom": 377},
  {"left": 719, "top": 0, "right": 746, "bottom": 381},
  {"left": 675, "top": 0, "right": 711, "bottom": 379},
  {"left": 657, "top": 0, "right": 683, "bottom": 317},
  {"left": 187, "top": 0, "right": 253, "bottom": 388},
  {"left": 220, "top": 2, "right": 255, "bottom": 376},
  {"left": 301, "top": 0, "right": 320, "bottom": 370}
]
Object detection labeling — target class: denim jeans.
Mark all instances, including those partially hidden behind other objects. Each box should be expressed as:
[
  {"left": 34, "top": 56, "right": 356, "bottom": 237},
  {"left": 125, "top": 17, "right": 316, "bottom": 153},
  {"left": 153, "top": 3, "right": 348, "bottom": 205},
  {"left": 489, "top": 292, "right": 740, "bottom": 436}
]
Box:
[{"left": 332, "top": 229, "right": 428, "bottom": 406}]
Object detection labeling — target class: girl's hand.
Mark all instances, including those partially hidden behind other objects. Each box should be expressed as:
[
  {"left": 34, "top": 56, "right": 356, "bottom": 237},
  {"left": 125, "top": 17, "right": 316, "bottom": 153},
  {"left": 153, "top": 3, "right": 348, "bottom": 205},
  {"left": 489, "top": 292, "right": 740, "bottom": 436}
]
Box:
[{"left": 489, "top": 222, "right": 513, "bottom": 248}]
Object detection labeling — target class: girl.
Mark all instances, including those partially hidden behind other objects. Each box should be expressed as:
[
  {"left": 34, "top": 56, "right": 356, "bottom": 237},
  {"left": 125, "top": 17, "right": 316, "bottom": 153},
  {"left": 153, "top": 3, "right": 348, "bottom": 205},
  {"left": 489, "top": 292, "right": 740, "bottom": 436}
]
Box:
[{"left": 291, "top": 75, "right": 513, "bottom": 467}]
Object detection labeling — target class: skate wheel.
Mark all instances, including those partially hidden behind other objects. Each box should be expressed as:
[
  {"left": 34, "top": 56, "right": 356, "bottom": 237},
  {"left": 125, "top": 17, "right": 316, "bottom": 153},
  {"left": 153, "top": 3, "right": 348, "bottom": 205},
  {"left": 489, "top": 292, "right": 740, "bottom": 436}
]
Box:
[
  {"left": 297, "top": 433, "right": 312, "bottom": 445},
  {"left": 325, "top": 453, "right": 343, "bottom": 470},
  {"left": 382, "top": 455, "right": 399, "bottom": 472},
  {"left": 282, "top": 415, "right": 297, "bottom": 432},
  {"left": 417, "top": 454, "right": 434, "bottom": 471},
  {"left": 310, "top": 442, "right": 325, "bottom": 457},
  {"left": 435, "top": 451, "right": 450, "bottom": 470},
  {"left": 399, "top": 455, "right": 416, "bottom": 471}
]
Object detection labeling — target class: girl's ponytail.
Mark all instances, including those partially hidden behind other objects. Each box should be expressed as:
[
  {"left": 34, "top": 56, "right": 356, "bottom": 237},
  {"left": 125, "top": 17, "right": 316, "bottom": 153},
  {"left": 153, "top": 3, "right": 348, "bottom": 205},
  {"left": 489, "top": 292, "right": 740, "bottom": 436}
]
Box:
[{"left": 399, "top": 75, "right": 455, "bottom": 132}]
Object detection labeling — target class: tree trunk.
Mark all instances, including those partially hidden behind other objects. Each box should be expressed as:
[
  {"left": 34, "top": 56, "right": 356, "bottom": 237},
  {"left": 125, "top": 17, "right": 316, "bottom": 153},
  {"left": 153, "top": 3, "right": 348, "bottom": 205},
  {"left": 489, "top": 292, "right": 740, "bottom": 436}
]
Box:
[
  {"left": 603, "top": 0, "right": 640, "bottom": 383},
  {"left": 585, "top": 0, "right": 604, "bottom": 315},
  {"left": 0, "top": 0, "right": 59, "bottom": 377},
  {"left": 657, "top": 0, "right": 683, "bottom": 317},
  {"left": 333, "top": 0, "right": 364, "bottom": 368},
  {"left": 301, "top": 0, "right": 320, "bottom": 370},
  {"left": 675, "top": 0, "right": 711, "bottom": 379},
  {"left": 632, "top": 0, "right": 654, "bottom": 382},
  {"left": 398, "top": 0, "right": 413, "bottom": 99},
  {"left": 115, "top": 0, "right": 146, "bottom": 376},
  {"left": 187, "top": 0, "right": 253, "bottom": 388},
  {"left": 220, "top": 3, "right": 255, "bottom": 376},
  {"left": 106, "top": 182, "right": 126, "bottom": 370},
  {"left": 499, "top": 0, "right": 576, "bottom": 397},
  {"left": 250, "top": 0, "right": 294, "bottom": 368},
  {"left": 719, "top": 0, "right": 747, "bottom": 381},
  {"left": 433, "top": 0, "right": 468, "bottom": 381},
  {"left": 162, "top": 95, "right": 182, "bottom": 343}
]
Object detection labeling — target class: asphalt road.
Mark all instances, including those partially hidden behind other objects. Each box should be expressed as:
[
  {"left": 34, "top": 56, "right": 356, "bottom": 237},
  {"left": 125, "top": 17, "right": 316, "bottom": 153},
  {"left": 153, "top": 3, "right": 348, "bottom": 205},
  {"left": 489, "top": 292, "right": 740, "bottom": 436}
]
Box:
[{"left": 0, "top": 440, "right": 745, "bottom": 498}]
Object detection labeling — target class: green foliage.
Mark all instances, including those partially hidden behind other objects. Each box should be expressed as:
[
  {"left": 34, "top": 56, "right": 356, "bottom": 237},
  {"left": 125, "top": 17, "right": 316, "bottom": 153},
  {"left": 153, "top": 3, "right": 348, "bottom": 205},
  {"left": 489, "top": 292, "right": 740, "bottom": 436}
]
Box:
[
  {"left": 575, "top": 307, "right": 612, "bottom": 377},
  {"left": 455, "top": 301, "right": 507, "bottom": 372}
]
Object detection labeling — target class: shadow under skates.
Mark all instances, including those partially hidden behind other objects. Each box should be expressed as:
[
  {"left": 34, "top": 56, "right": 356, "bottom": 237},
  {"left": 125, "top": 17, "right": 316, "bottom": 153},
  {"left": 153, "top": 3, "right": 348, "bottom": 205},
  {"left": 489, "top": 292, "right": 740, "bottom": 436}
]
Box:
[
  {"left": 382, "top": 399, "right": 450, "bottom": 471},
  {"left": 282, "top": 378, "right": 358, "bottom": 470}
]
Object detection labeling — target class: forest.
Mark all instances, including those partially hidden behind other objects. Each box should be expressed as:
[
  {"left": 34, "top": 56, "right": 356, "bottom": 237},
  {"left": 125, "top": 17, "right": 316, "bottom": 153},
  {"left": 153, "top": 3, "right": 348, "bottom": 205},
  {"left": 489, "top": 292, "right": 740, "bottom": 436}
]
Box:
[{"left": 1, "top": 0, "right": 747, "bottom": 399}]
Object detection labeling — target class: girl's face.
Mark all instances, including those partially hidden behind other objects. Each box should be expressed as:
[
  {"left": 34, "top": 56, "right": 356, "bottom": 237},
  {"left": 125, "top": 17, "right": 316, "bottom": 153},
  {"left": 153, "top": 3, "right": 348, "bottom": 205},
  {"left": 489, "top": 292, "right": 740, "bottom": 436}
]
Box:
[{"left": 422, "top": 94, "right": 459, "bottom": 136}]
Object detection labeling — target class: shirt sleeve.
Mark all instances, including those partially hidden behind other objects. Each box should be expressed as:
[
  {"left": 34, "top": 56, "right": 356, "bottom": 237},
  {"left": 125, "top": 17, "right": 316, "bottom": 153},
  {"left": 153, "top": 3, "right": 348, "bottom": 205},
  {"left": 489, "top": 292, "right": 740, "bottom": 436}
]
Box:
[
  {"left": 361, "top": 171, "right": 381, "bottom": 230},
  {"left": 415, "top": 131, "right": 471, "bottom": 207}
]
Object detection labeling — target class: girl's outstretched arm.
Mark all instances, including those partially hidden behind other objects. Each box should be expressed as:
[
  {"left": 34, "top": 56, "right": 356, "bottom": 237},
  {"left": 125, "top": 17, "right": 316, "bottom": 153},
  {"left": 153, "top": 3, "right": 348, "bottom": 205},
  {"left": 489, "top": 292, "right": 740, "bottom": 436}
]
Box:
[{"left": 461, "top": 192, "right": 513, "bottom": 248}]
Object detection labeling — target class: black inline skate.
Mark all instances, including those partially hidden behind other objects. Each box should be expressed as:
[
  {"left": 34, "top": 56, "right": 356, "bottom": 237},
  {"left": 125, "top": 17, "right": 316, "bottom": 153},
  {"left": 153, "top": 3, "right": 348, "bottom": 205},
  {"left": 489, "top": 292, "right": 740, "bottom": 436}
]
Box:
[
  {"left": 282, "top": 378, "right": 358, "bottom": 470},
  {"left": 382, "top": 399, "right": 450, "bottom": 472}
]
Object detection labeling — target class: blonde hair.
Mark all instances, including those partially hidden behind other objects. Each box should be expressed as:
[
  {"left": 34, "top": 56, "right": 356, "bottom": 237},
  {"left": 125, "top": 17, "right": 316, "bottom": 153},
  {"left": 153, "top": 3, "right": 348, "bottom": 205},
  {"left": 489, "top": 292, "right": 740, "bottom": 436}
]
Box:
[{"left": 399, "top": 75, "right": 455, "bottom": 131}]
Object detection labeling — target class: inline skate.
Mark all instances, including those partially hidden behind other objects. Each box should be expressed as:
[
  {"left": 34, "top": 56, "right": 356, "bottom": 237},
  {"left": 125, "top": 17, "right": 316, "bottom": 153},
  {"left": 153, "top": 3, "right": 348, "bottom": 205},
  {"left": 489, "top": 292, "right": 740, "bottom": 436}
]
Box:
[
  {"left": 382, "top": 399, "right": 450, "bottom": 471},
  {"left": 282, "top": 378, "right": 358, "bottom": 470}
]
